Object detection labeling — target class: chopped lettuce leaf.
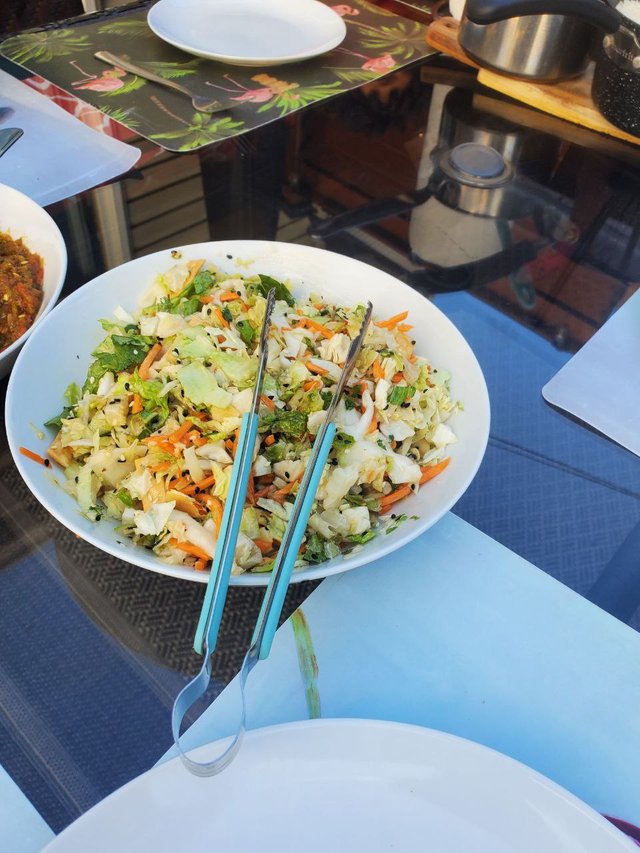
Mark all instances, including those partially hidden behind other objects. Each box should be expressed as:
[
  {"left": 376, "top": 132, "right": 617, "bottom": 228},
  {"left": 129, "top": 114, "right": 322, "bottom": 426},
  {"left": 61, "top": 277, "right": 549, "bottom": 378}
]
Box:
[{"left": 177, "top": 362, "right": 232, "bottom": 409}]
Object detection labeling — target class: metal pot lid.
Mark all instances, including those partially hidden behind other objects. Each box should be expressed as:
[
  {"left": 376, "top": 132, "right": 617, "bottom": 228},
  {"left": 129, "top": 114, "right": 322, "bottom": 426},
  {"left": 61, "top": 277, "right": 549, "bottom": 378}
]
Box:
[{"left": 439, "top": 142, "right": 514, "bottom": 188}]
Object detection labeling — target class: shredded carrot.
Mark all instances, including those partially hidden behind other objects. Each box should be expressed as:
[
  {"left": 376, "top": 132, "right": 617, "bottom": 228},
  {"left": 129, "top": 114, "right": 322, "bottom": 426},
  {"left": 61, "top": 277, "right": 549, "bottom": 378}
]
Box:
[
  {"left": 420, "top": 457, "right": 450, "bottom": 484},
  {"left": 224, "top": 438, "right": 234, "bottom": 453},
  {"left": 272, "top": 478, "right": 299, "bottom": 503},
  {"left": 168, "top": 475, "right": 191, "bottom": 491},
  {"left": 397, "top": 323, "right": 413, "bottom": 333},
  {"left": 201, "top": 494, "right": 223, "bottom": 534},
  {"left": 195, "top": 473, "right": 216, "bottom": 489},
  {"left": 366, "top": 415, "right": 378, "bottom": 434},
  {"left": 169, "top": 538, "right": 211, "bottom": 562},
  {"left": 194, "top": 558, "right": 207, "bottom": 571},
  {"left": 298, "top": 317, "right": 334, "bottom": 339},
  {"left": 167, "top": 421, "right": 192, "bottom": 443},
  {"left": 303, "top": 379, "right": 322, "bottom": 392},
  {"left": 232, "top": 427, "right": 240, "bottom": 458},
  {"left": 305, "top": 360, "right": 328, "bottom": 376},
  {"left": 246, "top": 472, "right": 255, "bottom": 505},
  {"left": 264, "top": 434, "right": 276, "bottom": 446},
  {"left": 254, "top": 538, "right": 273, "bottom": 555},
  {"left": 19, "top": 447, "right": 48, "bottom": 466},
  {"left": 260, "top": 394, "right": 276, "bottom": 411},
  {"left": 199, "top": 294, "right": 214, "bottom": 304},
  {"left": 255, "top": 473, "right": 275, "bottom": 485},
  {"left": 181, "top": 483, "right": 198, "bottom": 496},
  {"left": 145, "top": 438, "right": 174, "bottom": 454},
  {"left": 138, "top": 342, "right": 162, "bottom": 380},
  {"left": 219, "top": 290, "right": 241, "bottom": 302},
  {"left": 253, "top": 486, "right": 273, "bottom": 499},
  {"left": 184, "top": 429, "right": 203, "bottom": 445},
  {"left": 391, "top": 372, "right": 404, "bottom": 383},
  {"left": 379, "top": 484, "right": 412, "bottom": 510},
  {"left": 187, "top": 408, "right": 208, "bottom": 421},
  {"left": 131, "top": 393, "right": 143, "bottom": 414},
  {"left": 375, "top": 310, "right": 409, "bottom": 330},
  {"left": 214, "top": 306, "right": 229, "bottom": 328},
  {"left": 183, "top": 259, "right": 204, "bottom": 288},
  {"left": 148, "top": 460, "right": 172, "bottom": 473},
  {"left": 372, "top": 359, "right": 384, "bottom": 380}
]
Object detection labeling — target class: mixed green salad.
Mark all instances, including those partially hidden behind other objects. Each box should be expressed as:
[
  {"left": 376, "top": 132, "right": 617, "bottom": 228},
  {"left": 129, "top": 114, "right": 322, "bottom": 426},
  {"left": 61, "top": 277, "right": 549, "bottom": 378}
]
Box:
[{"left": 43, "top": 258, "right": 458, "bottom": 574}]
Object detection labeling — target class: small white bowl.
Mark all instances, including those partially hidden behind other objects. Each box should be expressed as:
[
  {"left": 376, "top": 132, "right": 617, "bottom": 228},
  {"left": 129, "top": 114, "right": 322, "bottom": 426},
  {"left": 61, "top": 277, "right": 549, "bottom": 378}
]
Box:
[{"left": 0, "top": 183, "right": 67, "bottom": 378}]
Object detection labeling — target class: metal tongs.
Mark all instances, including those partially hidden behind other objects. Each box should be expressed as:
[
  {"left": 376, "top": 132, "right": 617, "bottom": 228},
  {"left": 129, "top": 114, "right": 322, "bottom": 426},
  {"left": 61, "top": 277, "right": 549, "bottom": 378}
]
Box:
[{"left": 172, "top": 289, "right": 373, "bottom": 776}]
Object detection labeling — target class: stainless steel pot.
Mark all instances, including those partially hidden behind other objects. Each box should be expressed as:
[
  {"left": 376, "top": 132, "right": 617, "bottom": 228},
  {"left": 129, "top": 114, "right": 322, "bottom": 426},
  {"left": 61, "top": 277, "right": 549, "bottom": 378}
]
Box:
[{"left": 459, "top": 0, "right": 620, "bottom": 81}]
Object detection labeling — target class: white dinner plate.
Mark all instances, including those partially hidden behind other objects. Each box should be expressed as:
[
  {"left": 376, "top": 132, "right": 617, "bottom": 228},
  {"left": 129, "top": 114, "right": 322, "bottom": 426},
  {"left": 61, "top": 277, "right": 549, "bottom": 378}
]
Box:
[
  {"left": 147, "top": 0, "right": 347, "bottom": 66},
  {"left": 5, "top": 241, "right": 489, "bottom": 585},
  {"left": 44, "top": 719, "right": 635, "bottom": 852}
]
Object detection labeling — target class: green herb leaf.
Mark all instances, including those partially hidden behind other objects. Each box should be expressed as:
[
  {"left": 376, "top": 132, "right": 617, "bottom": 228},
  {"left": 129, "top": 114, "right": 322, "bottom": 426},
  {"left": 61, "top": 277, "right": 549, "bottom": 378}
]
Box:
[
  {"left": 305, "top": 534, "right": 327, "bottom": 564},
  {"left": 333, "top": 432, "right": 354, "bottom": 452},
  {"left": 115, "top": 489, "right": 135, "bottom": 507},
  {"left": 344, "top": 492, "right": 381, "bottom": 512},
  {"left": 237, "top": 319, "right": 257, "bottom": 346},
  {"left": 44, "top": 406, "right": 74, "bottom": 429},
  {"left": 264, "top": 442, "right": 286, "bottom": 463},
  {"left": 259, "top": 410, "right": 308, "bottom": 439},
  {"left": 63, "top": 382, "right": 82, "bottom": 407},
  {"left": 257, "top": 274, "right": 295, "bottom": 307},
  {"left": 343, "top": 395, "right": 357, "bottom": 411},
  {"left": 346, "top": 530, "right": 376, "bottom": 545}
]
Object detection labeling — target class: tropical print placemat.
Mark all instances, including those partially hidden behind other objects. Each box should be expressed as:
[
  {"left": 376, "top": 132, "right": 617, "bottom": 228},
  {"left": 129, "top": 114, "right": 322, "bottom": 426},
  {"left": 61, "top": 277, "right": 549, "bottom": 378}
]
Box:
[{"left": 0, "top": 0, "right": 432, "bottom": 152}]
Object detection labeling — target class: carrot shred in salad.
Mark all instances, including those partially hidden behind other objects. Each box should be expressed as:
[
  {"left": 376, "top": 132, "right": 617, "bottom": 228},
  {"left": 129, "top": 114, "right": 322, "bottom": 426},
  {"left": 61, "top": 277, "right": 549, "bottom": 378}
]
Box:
[{"left": 43, "top": 261, "right": 458, "bottom": 574}]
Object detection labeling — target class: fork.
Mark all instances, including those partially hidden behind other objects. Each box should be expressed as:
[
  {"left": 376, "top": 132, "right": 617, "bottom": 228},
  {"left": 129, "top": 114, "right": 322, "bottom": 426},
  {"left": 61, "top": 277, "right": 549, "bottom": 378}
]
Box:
[{"left": 95, "top": 51, "right": 229, "bottom": 114}]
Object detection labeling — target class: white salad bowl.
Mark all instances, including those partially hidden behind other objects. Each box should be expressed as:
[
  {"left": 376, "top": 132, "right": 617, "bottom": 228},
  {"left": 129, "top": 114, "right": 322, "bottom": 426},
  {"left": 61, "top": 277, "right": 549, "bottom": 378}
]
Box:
[{"left": 5, "top": 241, "right": 489, "bottom": 585}]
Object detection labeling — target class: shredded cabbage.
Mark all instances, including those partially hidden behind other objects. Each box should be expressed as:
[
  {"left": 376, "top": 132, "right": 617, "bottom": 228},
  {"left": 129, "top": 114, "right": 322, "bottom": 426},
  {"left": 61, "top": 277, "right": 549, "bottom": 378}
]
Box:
[{"left": 44, "top": 260, "right": 459, "bottom": 574}]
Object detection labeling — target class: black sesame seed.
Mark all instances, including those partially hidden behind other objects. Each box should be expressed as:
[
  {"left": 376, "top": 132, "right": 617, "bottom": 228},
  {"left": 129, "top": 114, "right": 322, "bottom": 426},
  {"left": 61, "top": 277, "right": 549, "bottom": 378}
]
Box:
[
  {"left": 391, "top": 514, "right": 396, "bottom": 519},
  {"left": 44, "top": 459, "right": 50, "bottom": 467},
  {"left": 124, "top": 383, "right": 131, "bottom": 391},
  {"left": 74, "top": 476, "right": 79, "bottom": 483},
  {"left": 411, "top": 340, "right": 416, "bottom": 345},
  {"left": 226, "top": 254, "right": 233, "bottom": 259}
]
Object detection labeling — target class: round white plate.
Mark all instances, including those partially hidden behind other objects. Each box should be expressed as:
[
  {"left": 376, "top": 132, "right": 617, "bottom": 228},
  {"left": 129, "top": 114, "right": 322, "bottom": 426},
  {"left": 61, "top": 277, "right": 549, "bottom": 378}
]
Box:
[
  {"left": 5, "top": 241, "right": 489, "bottom": 586},
  {"left": 44, "top": 719, "right": 635, "bottom": 852},
  {"left": 147, "top": 0, "right": 347, "bottom": 66}
]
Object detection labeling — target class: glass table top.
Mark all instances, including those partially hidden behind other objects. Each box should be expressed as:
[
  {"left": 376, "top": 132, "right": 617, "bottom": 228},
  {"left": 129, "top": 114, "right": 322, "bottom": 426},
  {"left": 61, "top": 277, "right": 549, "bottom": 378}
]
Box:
[{"left": 1, "top": 54, "right": 639, "bottom": 833}]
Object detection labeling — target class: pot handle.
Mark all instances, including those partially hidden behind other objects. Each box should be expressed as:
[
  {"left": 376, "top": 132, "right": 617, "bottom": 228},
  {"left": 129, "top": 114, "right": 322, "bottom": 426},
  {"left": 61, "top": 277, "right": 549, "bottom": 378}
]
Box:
[{"left": 464, "top": 0, "right": 620, "bottom": 32}]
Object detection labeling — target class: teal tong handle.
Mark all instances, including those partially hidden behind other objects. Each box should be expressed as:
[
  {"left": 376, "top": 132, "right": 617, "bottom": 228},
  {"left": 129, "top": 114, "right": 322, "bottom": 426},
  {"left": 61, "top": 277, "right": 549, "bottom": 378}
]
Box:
[
  {"left": 251, "top": 421, "right": 336, "bottom": 660},
  {"left": 193, "top": 411, "right": 258, "bottom": 656}
]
